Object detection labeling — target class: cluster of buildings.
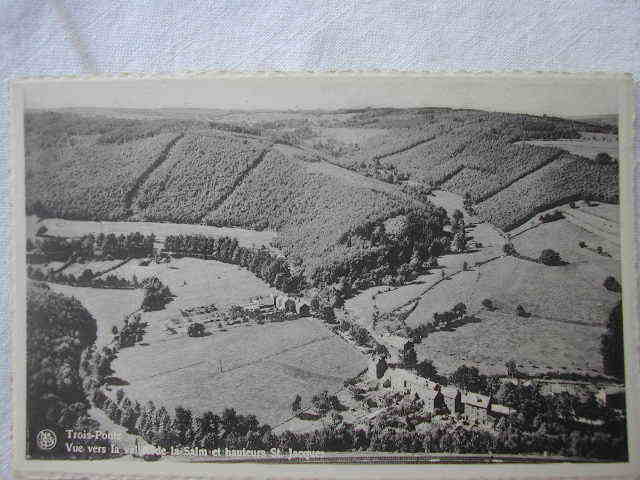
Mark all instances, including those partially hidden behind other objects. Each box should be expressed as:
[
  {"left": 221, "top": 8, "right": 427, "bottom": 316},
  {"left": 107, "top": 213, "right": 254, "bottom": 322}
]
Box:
[
  {"left": 367, "top": 358, "right": 515, "bottom": 425},
  {"left": 365, "top": 353, "right": 626, "bottom": 428},
  {"left": 266, "top": 294, "right": 311, "bottom": 316}
]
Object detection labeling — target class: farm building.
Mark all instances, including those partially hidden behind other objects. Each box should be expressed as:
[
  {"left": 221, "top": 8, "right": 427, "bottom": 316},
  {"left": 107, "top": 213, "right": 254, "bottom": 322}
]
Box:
[
  {"left": 462, "top": 392, "right": 492, "bottom": 424},
  {"left": 377, "top": 364, "right": 514, "bottom": 424},
  {"left": 270, "top": 294, "right": 312, "bottom": 315}
]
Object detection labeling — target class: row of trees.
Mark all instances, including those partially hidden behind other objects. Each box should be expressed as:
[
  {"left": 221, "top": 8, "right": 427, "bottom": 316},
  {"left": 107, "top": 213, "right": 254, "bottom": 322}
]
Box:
[
  {"left": 165, "top": 234, "right": 299, "bottom": 293},
  {"left": 27, "top": 266, "right": 139, "bottom": 290},
  {"left": 28, "top": 231, "right": 156, "bottom": 263},
  {"left": 94, "top": 388, "right": 272, "bottom": 453},
  {"left": 91, "top": 386, "right": 626, "bottom": 460},
  {"left": 601, "top": 302, "right": 624, "bottom": 378}
]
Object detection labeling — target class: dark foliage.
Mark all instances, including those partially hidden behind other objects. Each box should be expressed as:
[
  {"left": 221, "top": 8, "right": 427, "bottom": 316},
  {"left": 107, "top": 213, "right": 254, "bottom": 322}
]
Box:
[
  {"left": 26, "top": 283, "right": 98, "bottom": 457},
  {"left": 601, "top": 303, "right": 624, "bottom": 378},
  {"left": 539, "top": 249, "right": 563, "bottom": 266}
]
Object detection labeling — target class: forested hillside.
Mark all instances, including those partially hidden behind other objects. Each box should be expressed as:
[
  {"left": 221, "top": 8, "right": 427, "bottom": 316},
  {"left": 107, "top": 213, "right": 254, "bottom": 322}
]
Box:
[
  {"left": 25, "top": 107, "right": 618, "bottom": 286},
  {"left": 26, "top": 282, "right": 98, "bottom": 457},
  {"left": 133, "top": 130, "right": 272, "bottom": 223},
  {"left": 206, "top": 147, "right": 447, "bottom": 286}
]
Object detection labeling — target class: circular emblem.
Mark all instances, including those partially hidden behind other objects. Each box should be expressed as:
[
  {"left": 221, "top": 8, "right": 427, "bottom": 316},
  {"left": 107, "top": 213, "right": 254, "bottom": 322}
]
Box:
[{"left": 36, "top": 429, "right": 57, "bottom": 451}]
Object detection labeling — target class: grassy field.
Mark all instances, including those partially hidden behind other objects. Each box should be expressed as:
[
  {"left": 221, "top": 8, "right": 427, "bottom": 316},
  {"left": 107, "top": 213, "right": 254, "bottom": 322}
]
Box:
[
  {"left": 111, "top": 318, "right": 367, "bottom": 426},
  {"left": 345, "top": 195, "right": 621, "bottom": 378},
  {"left": 404, "top": 200, "right": 621, "bottom": 376},
  {"left": 46, "top": 283, "right": 143, "bottom": 347},
  {"left": 422, "top": 256, "right": 618, "bottom": 326},
  {"left": 27, "top": 215, "right": 278, "bottom": 250},
  {"left": 111, "top": 256, "right": 279, "bottom": 311},
  {"left": 519, "top": 134, "right": 618, "bottom": 160},
  {"left": 414, "top": 309, "right": 606, "bottom": 376}
]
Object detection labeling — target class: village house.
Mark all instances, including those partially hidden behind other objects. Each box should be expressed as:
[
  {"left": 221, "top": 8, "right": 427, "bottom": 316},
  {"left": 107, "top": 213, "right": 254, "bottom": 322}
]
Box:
[
  {"left": 372, "top": 363, "right": 514, "bottom": 425},
  {"left": 270, "top": 293, "right": 312, "bottom": 315},
  {"left": 462, "top": 392, "right": 492, "bottom": 424}
]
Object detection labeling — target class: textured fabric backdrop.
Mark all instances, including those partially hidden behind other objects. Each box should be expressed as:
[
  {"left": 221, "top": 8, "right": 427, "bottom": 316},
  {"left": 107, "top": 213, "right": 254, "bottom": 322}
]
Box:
[{"left": 1, "top": 1, "right": 639, "bottom": 477}]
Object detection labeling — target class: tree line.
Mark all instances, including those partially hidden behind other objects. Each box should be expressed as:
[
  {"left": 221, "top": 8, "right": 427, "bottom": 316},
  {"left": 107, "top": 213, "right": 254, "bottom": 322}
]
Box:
[
  {"left": 165, "top": 234, "right": 299, "bottom": 293},
  {"left": 26, "top": 283, "right": 101, "bottom": 457},
  {"left": 28, "top": 230, "right": 156, "bottom": 262}
]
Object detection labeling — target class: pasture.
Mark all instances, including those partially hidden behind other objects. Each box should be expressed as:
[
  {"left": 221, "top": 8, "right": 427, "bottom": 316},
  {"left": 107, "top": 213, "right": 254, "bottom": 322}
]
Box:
[
  {"left": 46, "top": 283, "right": 143, "bottom": 347},
  {"left": 109, "top": 256, "right": 279, "bottom": 312},
  {"left": 414, "top": 309, "right": 607, "bottom": 377},
  {"left": 26, "top": 215, "right": 278, "bottom": 251},
  {"left": 407, "top": 253, "right": 619, "bottom": 328},
  {"left": 111, "top": 318, "right": 367, "bottom": 426}
]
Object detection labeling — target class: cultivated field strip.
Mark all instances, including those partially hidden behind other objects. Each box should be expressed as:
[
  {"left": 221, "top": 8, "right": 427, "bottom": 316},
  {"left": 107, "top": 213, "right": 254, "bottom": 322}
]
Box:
[
  {"left": 563, "top": 209, "right": 620, "bottom": 247},
  {"left": 126, "top": 334, "right": 334, "bottom": 384}
]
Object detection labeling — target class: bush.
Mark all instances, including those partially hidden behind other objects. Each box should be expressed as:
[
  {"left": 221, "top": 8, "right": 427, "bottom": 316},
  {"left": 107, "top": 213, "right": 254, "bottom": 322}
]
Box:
[
  {"left": 503, "top": 243, "right": 517, "bottom": 256},
  {"left": 141, "top": 279, "right": 174, "bottom": 311},
  {"left": 481, "top": 298, "right": 494, "bottom": 310},
  {"left": 187, "top": 322, "right": 205, "bottom": 337},
  {"left": 539, "top": 248, "right": 562, "bottom": 266}
]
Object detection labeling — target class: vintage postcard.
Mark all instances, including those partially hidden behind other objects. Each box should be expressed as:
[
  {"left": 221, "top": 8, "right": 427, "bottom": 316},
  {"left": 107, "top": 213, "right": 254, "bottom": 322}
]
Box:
[{"left": 9, "top": 73, "right": 638, "bottom": 479}]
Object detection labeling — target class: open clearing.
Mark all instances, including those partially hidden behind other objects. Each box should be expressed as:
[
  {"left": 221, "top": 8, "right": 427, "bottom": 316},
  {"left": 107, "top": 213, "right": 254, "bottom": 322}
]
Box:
[
  {"left": 414, "top": 309, "right": 606, "bottom": 376},
  {"left": 518, "top": 134, "right": 618, "bottom": 161},
  {"left": 108, "top": 256, "right": 279, "bottom": 313},
  {"left": 112, "top": 318, "right": 367, "bottom": 426},
  {"left": 27, "top": 215, "right": 278, "bottom": 251},
  {"left": 46, "top": 283, "right": 143, "bottom": 348}
]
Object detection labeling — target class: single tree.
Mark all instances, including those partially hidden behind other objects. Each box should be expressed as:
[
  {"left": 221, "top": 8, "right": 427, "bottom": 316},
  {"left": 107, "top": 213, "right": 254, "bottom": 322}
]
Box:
[
  {"left": 291, "top": 394, "right": 302, "bottom": 415},
  {"left": 416, "top": 359, "right": 438, "bottom": 380},
  {"left": 539, "top": 248, "right": 562, "bottom": 266}
]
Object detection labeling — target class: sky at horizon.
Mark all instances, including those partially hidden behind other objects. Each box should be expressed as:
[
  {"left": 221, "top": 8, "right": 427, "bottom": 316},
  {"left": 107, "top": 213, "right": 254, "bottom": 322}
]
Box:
[{"left": 17, "top": 74, "right": 628, "bottom": 117}]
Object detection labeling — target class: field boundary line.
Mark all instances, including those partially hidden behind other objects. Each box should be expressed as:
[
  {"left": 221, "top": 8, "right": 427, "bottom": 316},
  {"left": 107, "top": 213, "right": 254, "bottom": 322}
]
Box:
[
  {"left": 205, "top": 144, "right": 273, "bottom": 218},
  {"left": 124, "top": 132, "right": 185, "bottom": 213},
  {"left": 371, "top": 135, "right": 437, "bottom": 162},
  {"left": 474, "top": 151, "right": 565, "bottom": 203},
  {"left": 93, "top": 257, "right": 132, "bottom": 278}
]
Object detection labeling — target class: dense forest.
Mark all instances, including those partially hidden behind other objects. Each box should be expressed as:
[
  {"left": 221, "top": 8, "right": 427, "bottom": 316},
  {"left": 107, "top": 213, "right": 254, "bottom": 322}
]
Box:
[
  {"left": 25, "top": 107, "right": 618, "bottom": 287},
  {"left": 26, "top": 283, "right": 99, "bottom": 457}
]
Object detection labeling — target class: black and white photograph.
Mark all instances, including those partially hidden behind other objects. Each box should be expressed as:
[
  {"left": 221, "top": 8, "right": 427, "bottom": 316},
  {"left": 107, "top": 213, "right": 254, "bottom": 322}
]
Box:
[{"left": 10, "top": 74, "right": 638, "bottom": 478}]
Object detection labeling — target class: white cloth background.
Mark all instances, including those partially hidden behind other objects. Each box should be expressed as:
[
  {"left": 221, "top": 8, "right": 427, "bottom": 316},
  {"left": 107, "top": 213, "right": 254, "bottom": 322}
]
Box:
[{"left": 1, "top": 1, "right": 639, "bottom": 476}]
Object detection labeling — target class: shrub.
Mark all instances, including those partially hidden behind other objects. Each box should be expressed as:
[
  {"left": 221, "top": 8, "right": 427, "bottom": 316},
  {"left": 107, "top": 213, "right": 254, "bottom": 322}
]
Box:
[
  {"left": 415, "top": 359, "right": 439, "bottom": 380},
  {"left": 481, "top": 298, "right": 494, "bottom": 310},
  {"left": 539, "top": 248, "right": 562, "bottom": 266},
  {"left": 503, "top": 243, "right": 517, "bottom": 256},
  {"left": 141, "top": 279, "right": 174, "bottom": 311},
  {"left": 187, "top": 322, "right": 206, "bottom": 337}
]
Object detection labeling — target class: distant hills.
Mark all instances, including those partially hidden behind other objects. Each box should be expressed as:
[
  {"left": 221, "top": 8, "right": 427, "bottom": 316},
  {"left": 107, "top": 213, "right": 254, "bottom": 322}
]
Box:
[{"left": 25, "top": 108, "right": 618, "bottom": 286}]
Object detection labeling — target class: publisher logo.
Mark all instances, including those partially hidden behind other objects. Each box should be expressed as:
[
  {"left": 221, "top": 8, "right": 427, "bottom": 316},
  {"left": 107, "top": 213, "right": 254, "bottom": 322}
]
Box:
[{"left": 36, "top": 429, "right": 57, "bottom": 451}]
